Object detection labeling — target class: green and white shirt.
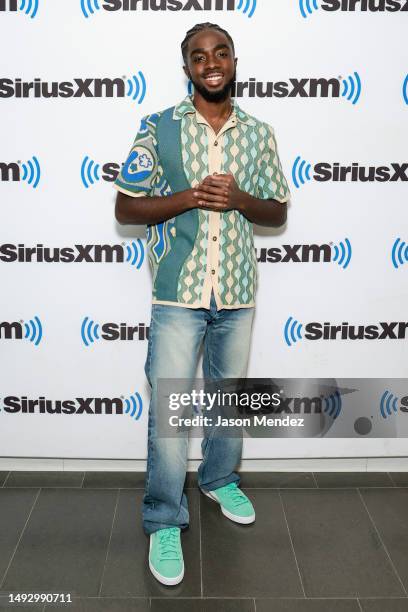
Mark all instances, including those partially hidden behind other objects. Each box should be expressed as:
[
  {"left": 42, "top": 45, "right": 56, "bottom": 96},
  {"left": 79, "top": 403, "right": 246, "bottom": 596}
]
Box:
[{"left": 114, "top": 95, "right": 290, "bottom": 310}]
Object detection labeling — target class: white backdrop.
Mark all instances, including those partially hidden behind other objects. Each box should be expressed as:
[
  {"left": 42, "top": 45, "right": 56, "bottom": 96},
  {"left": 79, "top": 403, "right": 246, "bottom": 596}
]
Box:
[{"left": 1, "top": 1, "right": 407, "bottom": 459}]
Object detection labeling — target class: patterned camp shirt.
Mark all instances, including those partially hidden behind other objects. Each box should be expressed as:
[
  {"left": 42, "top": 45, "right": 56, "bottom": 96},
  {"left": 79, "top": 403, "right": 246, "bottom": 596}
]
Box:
[{"left": 113, "top": 94, "right": 290, "bottom": 310}]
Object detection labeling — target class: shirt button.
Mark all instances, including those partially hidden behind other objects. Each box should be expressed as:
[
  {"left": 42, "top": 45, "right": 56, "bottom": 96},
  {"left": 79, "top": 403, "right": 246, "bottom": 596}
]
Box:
[
  {"left": 212, "top": 236, "right": 217, "bottom": 241},
  {"left": 211, "top": 269, "right": 216, "bottom": 275},
  {"left": 214, "top": 141, "right": 218, "bottom": 146}
]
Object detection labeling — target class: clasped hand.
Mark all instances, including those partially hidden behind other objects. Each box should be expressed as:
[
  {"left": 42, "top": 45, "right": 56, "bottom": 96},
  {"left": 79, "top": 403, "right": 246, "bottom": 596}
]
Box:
[{"left": 192, "top": 173, "right": 243, "bottom": 212}]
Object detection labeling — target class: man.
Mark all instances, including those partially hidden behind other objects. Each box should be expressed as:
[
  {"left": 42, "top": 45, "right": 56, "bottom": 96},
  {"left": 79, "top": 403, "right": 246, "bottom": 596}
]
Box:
[{"left": 114, "top": 22, "right": 290, "bottom": 586}]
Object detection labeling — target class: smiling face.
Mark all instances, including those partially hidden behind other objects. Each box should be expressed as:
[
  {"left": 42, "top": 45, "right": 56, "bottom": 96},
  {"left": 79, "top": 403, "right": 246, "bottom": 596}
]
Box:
[{"left": 183, "top": 28, "right": 237, "bottom": 103}]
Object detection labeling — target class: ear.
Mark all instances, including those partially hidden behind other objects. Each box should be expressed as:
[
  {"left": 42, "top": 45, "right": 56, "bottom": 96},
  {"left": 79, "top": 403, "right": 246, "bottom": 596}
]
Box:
[
  {"left": 234, "top": 57, "right": 238, "bottom": 69},
  {"left": 183, "top": 65, "right": 191, "bottom": 80}
]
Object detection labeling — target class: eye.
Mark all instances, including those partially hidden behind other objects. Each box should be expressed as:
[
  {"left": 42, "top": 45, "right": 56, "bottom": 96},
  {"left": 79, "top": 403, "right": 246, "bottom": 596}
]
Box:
[{"left": 193, "top": 55, "right": 205, "bottom": 63}]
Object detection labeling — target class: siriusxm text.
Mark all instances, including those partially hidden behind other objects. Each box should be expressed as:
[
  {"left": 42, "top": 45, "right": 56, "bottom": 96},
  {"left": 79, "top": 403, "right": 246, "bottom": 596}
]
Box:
[
  {"left": 0, "top": 78, "right": 129, "bottom": 99},
  {"left": 257, "top": 244, "right": 331, "bottom": 263},
  {"left": 0, "top": 244, "right": 127, "bottom": 263},
  {"left": 321, "top": 0, "right": 408, "bottom": 11},
  {"left": 305, "top": 322, "right": 408, "bottom": 340},
  {"left": 2, "top": 396, "right": 128, "bottom": 414},
  {"left": 101, "top": 0, "right": 235, "bottom": 9},
  {"left": 314, "top": 163, "right": 408, "bottom": 182}
]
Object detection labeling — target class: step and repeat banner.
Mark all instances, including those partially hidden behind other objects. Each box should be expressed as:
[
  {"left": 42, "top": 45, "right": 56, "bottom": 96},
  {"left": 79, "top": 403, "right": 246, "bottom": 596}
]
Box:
[{"left": 1, "top": 1, "right": 407, "bottom": 459}]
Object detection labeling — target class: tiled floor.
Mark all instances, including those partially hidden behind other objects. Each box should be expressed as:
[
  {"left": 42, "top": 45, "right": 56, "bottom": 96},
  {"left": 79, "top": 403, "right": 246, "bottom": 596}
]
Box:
[{"left": 0, "top": 471, "right": 407, "bottom": 611}]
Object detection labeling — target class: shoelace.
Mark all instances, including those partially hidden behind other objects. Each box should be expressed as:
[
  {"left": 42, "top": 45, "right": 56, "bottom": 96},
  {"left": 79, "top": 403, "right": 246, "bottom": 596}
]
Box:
[
  {"left": 158, "top": 528, "right": 181, "bottom": 561},
  {"left": 223, "top": 482, "right": 249, "bottom": 507}
]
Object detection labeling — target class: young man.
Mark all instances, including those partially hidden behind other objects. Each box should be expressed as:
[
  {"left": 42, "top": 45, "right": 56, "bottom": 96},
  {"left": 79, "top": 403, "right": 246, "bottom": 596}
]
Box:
[{"left": 114, "top": 22, "right": 290, "bottom": 586}]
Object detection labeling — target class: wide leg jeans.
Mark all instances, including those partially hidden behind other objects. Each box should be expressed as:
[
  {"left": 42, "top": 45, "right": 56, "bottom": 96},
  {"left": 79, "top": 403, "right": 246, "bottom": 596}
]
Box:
[{"left": 142, "top": 289, "right": 255, "bottom": 535}]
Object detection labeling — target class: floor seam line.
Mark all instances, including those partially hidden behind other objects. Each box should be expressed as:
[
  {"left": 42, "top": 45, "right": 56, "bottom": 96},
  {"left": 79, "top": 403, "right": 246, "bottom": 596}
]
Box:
[
  {"left": 0, "top": 487, "right": 42, "bottom": 590},
  {"left": 278, "top": 489, "right": 306, "bottom": 598},
  {"left": 198, "top": 489, "right": 203, "bottom": 598},
  {"left": 97, "top": 488, "right": 120, "bottom": 597},
  {"left": 357, "top": 488, "right": 408, "bottom": 597}
]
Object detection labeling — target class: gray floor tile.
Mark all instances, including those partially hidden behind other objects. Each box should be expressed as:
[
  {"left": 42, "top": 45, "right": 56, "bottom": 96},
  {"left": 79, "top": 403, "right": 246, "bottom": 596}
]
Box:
[
  {"left": 0, "top": 473, "right": 10, "bottom": 487},
  {"left": 83, "top": 472, "right": 145, "bottom": 489},
  {"left": 184, "top": 472, "right": 198, "bottom": 489},
  {"left": 240, "top": 473, "right": 316, "bottom": 489},
  {"left": 314, "top": 473, "right": 394, "bottom": 488},
  {"left": 280, "top": 489, "right": 405, "bottom": 598},
  {"left": 359, "top": 599, "right": 408, "bottom": 612},
  {"left": 4, "top": 472, "right": 83, "bottom": 488},
  {"left": 151, "top": 598, "right": 255, "bottom": 611},
  {"left": 359, "top": 488, "right": 408, "bottom": 591},
  {"left": 101, "top": 489, "right": 201, "bottom": 597},
  {"left": 200, "top": 489, "right": 303, "bottom": 598},
  {"left": 389, "top": 473, "right": 408, "bottom": 487},
  {"left": 1, "top": 488, "right": 117, "bottom": 596},
  {"left": 44, "top": 597, "right": 150, "bottom": 611},
  {"left": 187, "top": 472, "right": 317, "bottom": 490},
  {"left": 0, "top": 489, "right": 39, "bottom": 587},
  {"left": 256, "top": 599, "right": 360, "bottom": 611}
]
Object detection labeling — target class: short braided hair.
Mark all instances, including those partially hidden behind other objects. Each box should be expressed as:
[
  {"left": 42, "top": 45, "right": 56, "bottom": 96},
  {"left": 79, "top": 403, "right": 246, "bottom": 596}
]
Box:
[{"left": 181, "top": 22, "right": 235, "bottom": 64}]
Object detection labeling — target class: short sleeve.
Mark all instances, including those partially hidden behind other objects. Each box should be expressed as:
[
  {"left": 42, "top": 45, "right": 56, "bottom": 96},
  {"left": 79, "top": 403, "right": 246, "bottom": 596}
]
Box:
[
  {"left": 113, "top": 115, "right": 159, "bottom": 198},
  {"left": 256, "top": 125, "right": 290, "bottom": 203}
]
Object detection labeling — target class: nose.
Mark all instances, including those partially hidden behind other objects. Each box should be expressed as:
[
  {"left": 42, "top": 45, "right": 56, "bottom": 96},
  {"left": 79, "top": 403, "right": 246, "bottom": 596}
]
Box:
[{"left": 206, "top": 52, "right": 221, "bottom": 70}]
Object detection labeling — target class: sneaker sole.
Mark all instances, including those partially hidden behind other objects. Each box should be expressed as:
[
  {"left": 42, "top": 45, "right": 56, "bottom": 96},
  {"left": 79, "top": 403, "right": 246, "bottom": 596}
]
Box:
[
  {"left": 149, "top": 535, "right": 184, "bottom": 586},
  {"left": 201, "top": 488, "right": 256, "bottom": 524}
]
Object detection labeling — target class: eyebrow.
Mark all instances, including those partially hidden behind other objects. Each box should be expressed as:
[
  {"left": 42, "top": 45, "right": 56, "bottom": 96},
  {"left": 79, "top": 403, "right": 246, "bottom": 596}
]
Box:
[{"left": 190, "top": 43, "right": 230, "bottom": 57}]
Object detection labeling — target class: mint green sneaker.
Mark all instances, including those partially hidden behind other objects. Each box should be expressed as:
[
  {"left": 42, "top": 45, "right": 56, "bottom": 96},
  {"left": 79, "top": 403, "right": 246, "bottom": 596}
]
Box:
[
  {"left": 201, "top": 482, "right": 255, "bottom": 524},
  {"left": 149, "top": 527, "right": 184, "bottom": 586}
]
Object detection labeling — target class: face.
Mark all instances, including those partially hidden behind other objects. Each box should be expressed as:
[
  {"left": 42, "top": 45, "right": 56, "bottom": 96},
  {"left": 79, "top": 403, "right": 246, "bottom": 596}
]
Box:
[{"left": 183, "top": 29, "right": 237, "bottom": 103}]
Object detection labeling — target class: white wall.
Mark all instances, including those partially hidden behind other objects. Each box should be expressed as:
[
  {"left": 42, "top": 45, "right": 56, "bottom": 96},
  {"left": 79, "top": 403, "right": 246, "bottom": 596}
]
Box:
[{"left": 1, "top": 0, "right": 407, "bottom": 459}]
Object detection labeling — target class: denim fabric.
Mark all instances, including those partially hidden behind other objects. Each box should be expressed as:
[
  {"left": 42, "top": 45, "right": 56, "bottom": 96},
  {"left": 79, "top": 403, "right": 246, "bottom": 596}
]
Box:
[{"left": 142, "top": 290, "right": 255, "bottom": 535}]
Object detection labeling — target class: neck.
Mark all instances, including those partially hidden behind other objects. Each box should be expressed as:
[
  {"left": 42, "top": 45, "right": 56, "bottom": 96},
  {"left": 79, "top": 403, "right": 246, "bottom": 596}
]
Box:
[{"left": 192, "top": 93, "right": 233, "bottom": 121}]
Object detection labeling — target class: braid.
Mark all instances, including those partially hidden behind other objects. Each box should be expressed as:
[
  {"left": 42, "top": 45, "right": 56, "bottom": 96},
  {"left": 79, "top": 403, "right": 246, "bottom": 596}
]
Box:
[{"left": 181, "top": 22, "right": 235, "bottom": 63}]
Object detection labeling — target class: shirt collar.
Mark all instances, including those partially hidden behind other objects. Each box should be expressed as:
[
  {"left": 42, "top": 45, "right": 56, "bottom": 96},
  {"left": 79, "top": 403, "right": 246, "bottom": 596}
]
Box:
[{"left": 173, "top": 94, "right": 256, "bottom": 126}]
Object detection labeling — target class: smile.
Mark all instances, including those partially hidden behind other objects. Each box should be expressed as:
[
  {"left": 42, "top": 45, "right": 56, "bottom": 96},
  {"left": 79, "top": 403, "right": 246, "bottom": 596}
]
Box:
[{"left": 203, "top": 73, "right": 224, "bottom": 86}]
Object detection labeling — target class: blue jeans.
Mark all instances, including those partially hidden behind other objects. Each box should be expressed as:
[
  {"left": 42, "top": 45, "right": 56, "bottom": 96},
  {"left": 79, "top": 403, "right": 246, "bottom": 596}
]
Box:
[{"left": 142, "top": 290, "right": 255, "bottom": 535}]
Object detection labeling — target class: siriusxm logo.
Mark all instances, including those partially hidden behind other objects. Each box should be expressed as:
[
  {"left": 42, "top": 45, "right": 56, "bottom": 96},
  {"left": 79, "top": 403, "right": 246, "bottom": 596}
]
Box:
[
  {"left": 299, "top": 0, "right": 408, "bottom": 17},
  {"left": 292, "top": 158, "right": 408, "bottom": 188},
  {"left": 80, "top": 0, "right": 256, "bottom": 18},
  {"left": 391, "top": 238, "right": 408, "bottom": 269},
  {"left": 188, "top": 72, "right": 361, "bottom": 101},
  {"left": 81, "top": 318, "right": 149, "bottom": 346},
  {"left": 0, "top": 241, "right": 145, "bottom": 267},
  {"left": 0, "top": 317, "right": 43, "bottom": 345},
  {"left": 0, "top": 0, "right": 39, "bottom": 17},
  {"left": 403, "top": 74, "right": 408, "bottom": 105},
  {"left": 0, "top": 72, "right": 147, "bottom": 103},
  {"left": 80, "top": 157, "right": 121, "bottom": 188},
  {"left": 284, "top": 318, "right": 408, "bottom": 346},
  {"left": 380, "top": 390, "right": 408, "bottom": 419},
  {"left": 1, "top": 391, "right": 143, "bottom": 419},
  {"left": 0, "top": 157, "right": 41, "bottom": 188},
  {"left": 256, "top": 239, "right": 352, "bottom": 269},
  {"left": 80, "top": 153, "right": 156, "bottom": 188}
]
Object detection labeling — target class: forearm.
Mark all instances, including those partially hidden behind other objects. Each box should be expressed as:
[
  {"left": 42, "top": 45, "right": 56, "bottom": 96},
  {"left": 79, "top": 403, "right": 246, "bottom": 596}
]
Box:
[
  {"left": 237, "top": 193, "right": 287, "bottom": 227},
  {"left": 115, "top": 190, "right": 192, "bottom": 225}
]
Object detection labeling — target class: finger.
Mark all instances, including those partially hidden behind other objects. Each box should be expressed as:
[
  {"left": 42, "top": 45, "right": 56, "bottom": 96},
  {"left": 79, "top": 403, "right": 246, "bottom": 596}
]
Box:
[
  {"left": 212, "top": 175, "right": 232, "bottom": 186},
  {"left": 197, "top": 184, "right": 229, "bottom": 196},
  {"left": 217, "top": 173, "right": 234, "bottom": 183},
  {"left": 202, "top": 176, "right": 230, "bottom": 188},
  {"left": 193, "top": 191, "right": 228, "bottom": 204}
]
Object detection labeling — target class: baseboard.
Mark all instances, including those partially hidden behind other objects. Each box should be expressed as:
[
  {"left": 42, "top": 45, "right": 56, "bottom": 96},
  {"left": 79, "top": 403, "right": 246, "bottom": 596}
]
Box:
[{"left": 0, "top": 457, "right": 407, "bottom": 472}]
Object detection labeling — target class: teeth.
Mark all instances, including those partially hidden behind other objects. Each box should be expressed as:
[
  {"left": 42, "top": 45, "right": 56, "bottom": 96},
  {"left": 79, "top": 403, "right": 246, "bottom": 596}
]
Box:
[{"left": 205, "top": 75, "right": 223, "bottom": 81}]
